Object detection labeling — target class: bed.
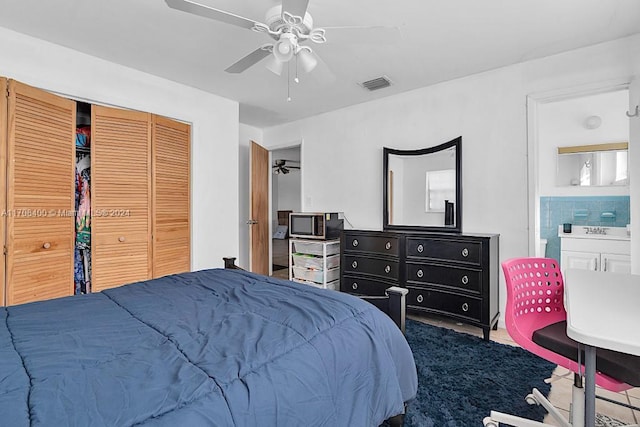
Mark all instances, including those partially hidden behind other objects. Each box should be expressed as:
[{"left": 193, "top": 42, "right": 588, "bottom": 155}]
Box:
[{"left": 1, "top": 267, "right": 417, "bottom": 426}]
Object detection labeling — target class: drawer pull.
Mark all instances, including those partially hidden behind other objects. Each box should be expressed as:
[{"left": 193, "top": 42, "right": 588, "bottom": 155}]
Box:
[
  {"left": 416, "top": 294, "right": 424, "bottom": 303},
  {"left": 385, "top": 241, "right": 392, "bottom": 250},
  {"left": 352, "top": 239, "right": 359, "bottom": 247},
  {"left": 118, "top": 236, "right": 126, "bottom": 242},
  {"left": 462, "top": 303, "right": 469, "bottom": 312},
  {"left": 417, "top": 244, "right": 424, "bottom": 253},
  {"left": 462, "top": 248, "right": 469, "bottom": 257},
  {"left": 417, "top": 269, "right": 424, "bottom": 278},
  {"left": 42, "top": 242, "right": 51, "bottom": 249},
  {"left": 352, "top": 282, "right": 358, "bottom": 290},
  {"left": 351, "top": 260, "right": 358, "bottom": 269},
  {"left": 461, "top": 275, "right": 469, "bottom": 285},
  {"left": 384, "top": 265, "right": 391, "bottom": 274}
]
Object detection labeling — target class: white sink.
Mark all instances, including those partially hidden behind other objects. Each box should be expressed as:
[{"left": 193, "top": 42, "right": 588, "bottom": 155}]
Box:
[{"left": 558, "top": 225, "right": 630, "bottom": 241}]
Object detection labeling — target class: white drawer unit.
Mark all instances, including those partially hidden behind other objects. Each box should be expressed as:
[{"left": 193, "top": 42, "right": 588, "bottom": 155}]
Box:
[
  {"left": 289, "top": 238, "right": 341, "bottom": 290},
  {"left": 559, "top": 226, "right": 631, "bottom": 274}
]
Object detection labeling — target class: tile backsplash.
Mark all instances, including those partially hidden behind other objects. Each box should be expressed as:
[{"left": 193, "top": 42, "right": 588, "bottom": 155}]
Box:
[{"left": 540, "top": 196, "right": 630, "bottom": 262}]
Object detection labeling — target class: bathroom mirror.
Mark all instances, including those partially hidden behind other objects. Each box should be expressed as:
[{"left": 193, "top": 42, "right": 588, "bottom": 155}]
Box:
[
  {"left": 383, "top": 136, "right": 462, "bottom": 233},
  {"left": 556, "top": 142, "right": 629, "bottom": 187}
]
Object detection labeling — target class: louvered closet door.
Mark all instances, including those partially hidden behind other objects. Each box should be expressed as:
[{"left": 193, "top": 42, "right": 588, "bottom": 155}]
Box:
[
  {"left": 0, "top": 78, "right": 7, "bottom": 306},
  {"left": 92, "top": 105, "right": 151, "bottom": 291},
  {"left": 152, "top": 115, "right": 190, "bottom": 278},
  {"left": 6, "top": 80, "right": 75, "bottom": 305}
]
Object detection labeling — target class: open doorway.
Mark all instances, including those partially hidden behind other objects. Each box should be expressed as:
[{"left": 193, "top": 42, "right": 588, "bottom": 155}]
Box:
[
  {"left": 270, "top": 146, "right": 301, "bottom": 279},
  {"left": 527, "top": 83, "right": 630, "bottom": 263}
]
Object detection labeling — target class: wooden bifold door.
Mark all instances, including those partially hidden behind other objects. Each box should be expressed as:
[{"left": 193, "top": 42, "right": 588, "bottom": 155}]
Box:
[
  {"left": 91, "top": 105, "right": 152, "bottom": 292},
  {"left": 5, "top": 80, "right": 76, "bottom": 305},
  {"left": 1, "top": 78, "right": 190, "bottom": 305},
  {"left": 152, "top": 116, "right": 190, "bottom": 279}
]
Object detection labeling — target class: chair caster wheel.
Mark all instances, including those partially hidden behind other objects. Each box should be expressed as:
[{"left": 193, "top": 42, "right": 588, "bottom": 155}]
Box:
[
  {"left": 525, "top": 393, "right": 539, "bottom": 405},
  {"left": 483, "top": 416, "right": 499, "bottom": 427}
]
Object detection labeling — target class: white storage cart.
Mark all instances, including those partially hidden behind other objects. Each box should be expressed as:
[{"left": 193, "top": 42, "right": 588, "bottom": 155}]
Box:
[{"left": 289, "top": 238, "right": 340, "bottom": 290}]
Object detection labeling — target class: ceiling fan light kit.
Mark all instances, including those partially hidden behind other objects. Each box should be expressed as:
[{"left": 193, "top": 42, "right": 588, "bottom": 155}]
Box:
[
  {"left": 264, "top": 53, "right": 285, "bottom": 76},
  {"left": 273, "top": 33, "right": 296, "bottom": 63},
  {"left": 297, "top": 47, "right": 318, "bottom": 73}
]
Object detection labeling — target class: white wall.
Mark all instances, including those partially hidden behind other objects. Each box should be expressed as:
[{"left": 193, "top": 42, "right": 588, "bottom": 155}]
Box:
[
  {"left": 0, "top": 27, "right": 239, "bottom": 272},
  {"left": 261, "top": 34, "right": 640, "bottom": 326},
  {"left": 276, "top": 174, "right": 301, "bottom": 211},
  {"left": 272, "top": 147, "right": 301, "bottom": 222},
  {"left": 538, "top": 89, "right": 629, "bottom": 196}
]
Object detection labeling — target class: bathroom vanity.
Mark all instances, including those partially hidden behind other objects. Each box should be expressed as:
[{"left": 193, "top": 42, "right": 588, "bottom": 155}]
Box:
[{"left": 559, "top": 226, "right": 631, "bottom": 274}]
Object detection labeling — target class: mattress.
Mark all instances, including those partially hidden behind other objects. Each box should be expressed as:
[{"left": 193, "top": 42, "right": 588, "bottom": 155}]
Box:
[{"left": 0, "top": 269, "right": 417, "bottom": 426}]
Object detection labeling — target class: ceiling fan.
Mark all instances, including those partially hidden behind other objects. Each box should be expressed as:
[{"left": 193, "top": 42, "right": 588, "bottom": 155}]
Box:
[
  {"left": 165, "top": 0, "right": 398, "bottom": 79},
  {"left": 273, "top": 159, "right": 300, "bottom": 174}
]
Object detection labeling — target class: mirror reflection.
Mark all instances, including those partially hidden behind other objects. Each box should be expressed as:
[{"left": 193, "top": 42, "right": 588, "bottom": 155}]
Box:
[
  {"left": 383, "top": 137, "right": 461, "bottom": 232},
  {"left": 557, "top": 142, "right": 628, "bottom": 187}
]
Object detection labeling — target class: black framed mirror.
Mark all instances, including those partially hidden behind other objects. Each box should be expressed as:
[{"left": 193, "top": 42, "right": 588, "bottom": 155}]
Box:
[{"left": 383, "top": 136, "right": 462, "bottom": 233}]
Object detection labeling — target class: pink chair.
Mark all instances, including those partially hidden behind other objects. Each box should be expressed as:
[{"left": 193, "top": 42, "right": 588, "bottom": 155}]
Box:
[{"left": 484, "top": 258, "right": 640, "bottom": 427}]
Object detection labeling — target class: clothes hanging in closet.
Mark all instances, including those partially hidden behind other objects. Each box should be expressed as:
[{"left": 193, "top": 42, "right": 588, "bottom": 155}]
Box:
[
  {"left": 74, "top": 126, "right": 91, "bottom": 294},
  {"left": 76, "top": 164, "right": 91, "bottom": 246}
]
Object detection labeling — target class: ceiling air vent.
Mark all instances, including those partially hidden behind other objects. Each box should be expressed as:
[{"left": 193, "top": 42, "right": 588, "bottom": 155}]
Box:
[{"left": 359, "top": 76, "right": 392, "bottom": 91}]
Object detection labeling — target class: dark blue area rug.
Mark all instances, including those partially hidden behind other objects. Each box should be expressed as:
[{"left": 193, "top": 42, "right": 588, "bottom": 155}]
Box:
[{"left": 404, "top": 319, "right": 556, "bottom": 427}]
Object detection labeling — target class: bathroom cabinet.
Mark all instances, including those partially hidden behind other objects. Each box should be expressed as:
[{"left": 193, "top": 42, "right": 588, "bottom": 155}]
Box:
[
  {"left": 561, "top": 251, "right": 630, "bottom": 274},
  {"left": 559, "top": 226, "right": 631, "bottom": 274}
]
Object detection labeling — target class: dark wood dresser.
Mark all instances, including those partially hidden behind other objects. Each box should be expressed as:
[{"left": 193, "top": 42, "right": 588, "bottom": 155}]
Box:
[{"left": 341, "top": 229, "right": 499, "bottom": 340}]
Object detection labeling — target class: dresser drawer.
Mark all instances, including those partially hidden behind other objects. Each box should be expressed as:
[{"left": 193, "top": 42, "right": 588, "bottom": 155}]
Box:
[
  {"left": 344, "top": 233, "right": 399, "bottom": 256},
  {"left": 343, "top": 255, "right": 399, "bottom": 281},
  {"left": 406, "top": 237, "right": 481, "bottom": 265},
  {"left": 406, "top": 263, "right": 481, "bottom": 294},
  {"left": 341, "top": 275, "right": 394, "bottom": 296},
  {"left": 407, "top": 286, "right": 481, "bottom": 322}
]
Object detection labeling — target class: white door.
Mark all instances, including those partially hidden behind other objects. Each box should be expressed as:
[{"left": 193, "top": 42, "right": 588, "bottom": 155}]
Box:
[
  {"left": 561, "top": 250, "right": 599, "bottom": 272},
  {"left": 601, "top": 253, "right": 632, "bottom": 274}
]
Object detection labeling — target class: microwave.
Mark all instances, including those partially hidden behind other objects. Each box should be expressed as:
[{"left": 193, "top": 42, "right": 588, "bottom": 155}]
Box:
[{"left": 289, "top": 212, "right": 343, "bottom": 240}]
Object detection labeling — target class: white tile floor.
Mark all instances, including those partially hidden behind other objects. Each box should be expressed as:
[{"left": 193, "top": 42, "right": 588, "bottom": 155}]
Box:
[{"left": 409, "top": 313, "right": 640, "bottom": 426}]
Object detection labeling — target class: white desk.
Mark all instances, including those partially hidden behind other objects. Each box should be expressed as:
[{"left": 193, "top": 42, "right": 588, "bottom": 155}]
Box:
[{"left": 564, "top": 269, "right": 640, "bottom": 427}]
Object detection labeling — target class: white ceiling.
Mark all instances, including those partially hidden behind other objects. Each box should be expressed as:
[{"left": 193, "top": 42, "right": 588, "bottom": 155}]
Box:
[{"left": 1, "top": 0, "right": 639, "bottom": 128}]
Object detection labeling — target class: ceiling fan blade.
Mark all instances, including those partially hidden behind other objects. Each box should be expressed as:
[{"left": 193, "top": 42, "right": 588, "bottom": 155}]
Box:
[
  {"left": 225, "top": 47, "right": 272, "bottom": 73},
  {"left": 282, "top": 0, "right": 310, "bottom": 18},
  {"left": 323, "top": 26, "right": 401, "bottom": 45},
  {"left": 165, "top": 0, "right": 259, "bottom": 30}
]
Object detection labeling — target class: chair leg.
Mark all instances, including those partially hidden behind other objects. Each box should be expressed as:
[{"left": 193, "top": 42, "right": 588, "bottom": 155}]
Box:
[
  {"left": 529, "top": 388, "right": 571, "bottom": 427},
  {"left": 484, "top": 411, "right": 556, "bottom": 427},
  {"left": 569, "top": 383, "right": 584, "bottom": 427},
  {"left": 483, "top": 388, "right": 571, "bottom": 427}
]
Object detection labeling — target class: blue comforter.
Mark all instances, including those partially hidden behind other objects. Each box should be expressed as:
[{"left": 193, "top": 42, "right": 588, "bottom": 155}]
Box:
[{"left": 0, "top": 269, "right": 417, "bottom": 426}]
